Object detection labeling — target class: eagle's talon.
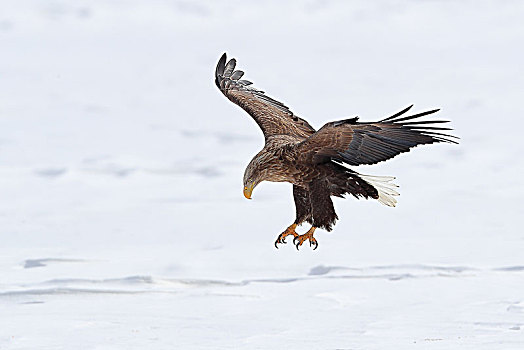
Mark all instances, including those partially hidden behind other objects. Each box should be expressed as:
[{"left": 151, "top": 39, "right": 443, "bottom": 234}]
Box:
[
  {"left": 293, "top": 227, "right": 318, "bottom": 250},
  {"left": 274, "top": 224, "right": 298, "bottom": 249}
]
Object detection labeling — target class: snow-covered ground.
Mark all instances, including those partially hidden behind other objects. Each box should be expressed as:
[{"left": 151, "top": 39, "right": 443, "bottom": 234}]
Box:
[{"left": 1, "top": 1, "right": 523, "bottom": 349}]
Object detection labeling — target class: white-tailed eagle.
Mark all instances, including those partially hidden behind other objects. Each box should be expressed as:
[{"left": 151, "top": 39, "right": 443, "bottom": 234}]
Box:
[{"left": 215, "top": 53, "right": 458, "bottom": 250}]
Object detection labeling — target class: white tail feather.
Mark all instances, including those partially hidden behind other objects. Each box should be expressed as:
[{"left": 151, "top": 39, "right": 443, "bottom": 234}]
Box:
[{"left": 357, "top": 173, "right": 399, "bottom": 207}]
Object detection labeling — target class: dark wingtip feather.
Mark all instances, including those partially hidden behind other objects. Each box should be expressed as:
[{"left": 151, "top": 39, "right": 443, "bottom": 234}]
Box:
[
  {"left": 224, "top": 58, "right": 236, "bottom": 77},
  {"left": 239, "top": 79, "right": 252, "bottom": 85},
  {"left": 230, "top": 70, "right": 244, "bottom": 80},
  {"left": 380, "top": 105, "right": 414, "bottom": 122},
  {"left": 401, "top": 108, "right": 440, "bottom": 121},
  {"left": 213, "top": 53, "right": 294, "bottom": 117},
  {"left": 386, "top": 108, "right": 441, "bottom": 124},
  {"left": 406, "top": 125, "right": 453, "bottom": 131},
  {"left": 401, "top": 119, "right": 450, "bottom": 126},
  {"left": 421, "top": 131, "right": 460, "bottom": 144},
  {"left": 216, "top": 53, "right": 226, "bottom": 75},
  {"left": 215, "top": 53, "right": 227, "bottom": 88},
  {"left": 378, "top": 105, "right": 459, "bottom": 144}
]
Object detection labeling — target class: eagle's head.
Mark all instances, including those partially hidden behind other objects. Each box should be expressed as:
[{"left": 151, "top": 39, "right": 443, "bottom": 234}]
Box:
[
  {"left": 243, "top": 180, "right": 256, "bottom": 200},
  {"left": 243, "top": 165, "right": 262, "bottom": 200},
  {"left": 243, "top": 151, "right": 272, "bottom": 199}
]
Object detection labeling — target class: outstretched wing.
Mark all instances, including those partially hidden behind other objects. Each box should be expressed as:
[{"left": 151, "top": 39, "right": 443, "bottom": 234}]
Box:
[
  {"left": 296, "top": 105, "right": 458, "bottom": 165},
  {"left": 215, "top": 53, "right": 315, "bottom": 140}
]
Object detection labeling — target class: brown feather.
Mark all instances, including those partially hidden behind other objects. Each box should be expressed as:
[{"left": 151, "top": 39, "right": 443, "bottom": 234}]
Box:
[
  {"left": 215, "top": 53, "right": 316, "bottom": 140},
  {"left": 295, "top": 106, "right": 458, "bottom": 166}
]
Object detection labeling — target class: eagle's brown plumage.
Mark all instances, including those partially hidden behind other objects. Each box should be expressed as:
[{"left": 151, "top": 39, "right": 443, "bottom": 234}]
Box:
[{"left": 215, "top": 53, "right": 458, "bottom": 250}]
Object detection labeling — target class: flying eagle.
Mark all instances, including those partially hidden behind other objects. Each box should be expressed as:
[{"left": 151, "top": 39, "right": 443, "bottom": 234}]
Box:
[{"left": 215, "top": 53, "right": 457, "bottom": 250}]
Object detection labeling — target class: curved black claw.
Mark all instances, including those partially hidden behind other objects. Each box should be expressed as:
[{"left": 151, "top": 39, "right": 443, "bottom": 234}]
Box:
[
  {"left": 274, "top": 226, "right": 298, "bottom": 249},
  {"left": 293, "top": 234, "right": 318, "bottom": 250},
  {"left": 274, "top": 237, "right": 288, "bottom": 249},
  {"left": 274, "top": 234, "right": 290, "bottom": 249},
  {"left": 293, "top": 236, "right": 299, "bottom": 250}
]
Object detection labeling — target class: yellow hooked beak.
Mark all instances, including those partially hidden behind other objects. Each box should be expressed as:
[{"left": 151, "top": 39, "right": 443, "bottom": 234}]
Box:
[{"left": 243, "top": 183, "right": 254, "bottom": 199}]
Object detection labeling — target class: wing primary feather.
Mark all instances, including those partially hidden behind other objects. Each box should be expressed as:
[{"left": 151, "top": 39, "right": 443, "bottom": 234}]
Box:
[
  {"left": 224, "top": 59, "right": 236, "bottom": 77},
  {"left": 379, "top": 105, "right": 414, "bottom": 122},
  {"left": 215, "top": 53, "right": 227, "bottom": 88},
  {"left": 401, "top": 120, "right": 450, "bottom": 125},
  {"left": 216, "top": 53, "right": 226, "bottom": 75},
  {"left": 419, "top": 130, "right": 459, "bottom": 137},
  {"left": 405, "top": 126, "right": 453, "bottom": 131},
  {"left": 431, "top": 136, "right": 459, "bottom": 144},
  {"left": 230, "top": 70, "right": 244, "bottom": 80},
  {"left": 389, "top": 109, "right": 440, "bottom": 123},
  {"left": 418, "top": 131, "right": 460, "bottom": 142}
]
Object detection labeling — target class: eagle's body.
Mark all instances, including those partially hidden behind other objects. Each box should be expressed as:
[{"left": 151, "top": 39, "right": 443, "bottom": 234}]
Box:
[{"left": 215, "top": 53, "right": 457, "bottom": 249}]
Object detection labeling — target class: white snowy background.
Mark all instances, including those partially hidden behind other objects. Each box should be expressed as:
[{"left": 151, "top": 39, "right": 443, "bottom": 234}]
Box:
[{"left": 1, "top": 0, "right": 523, "bottom": 349}]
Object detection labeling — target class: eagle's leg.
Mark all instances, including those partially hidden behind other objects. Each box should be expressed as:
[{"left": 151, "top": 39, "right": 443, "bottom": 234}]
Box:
[
  {"left": 274, "top": 223, "right": 299, "bottom": 248},
  {"left": 293, "top": 226, "right": 318, "bottom": 250},
  {"left": 275, "top": 185, "right": 313, "bottom": 249},
  {"left": 293, "top": 180, "right": 337, "bottom": 250}
]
